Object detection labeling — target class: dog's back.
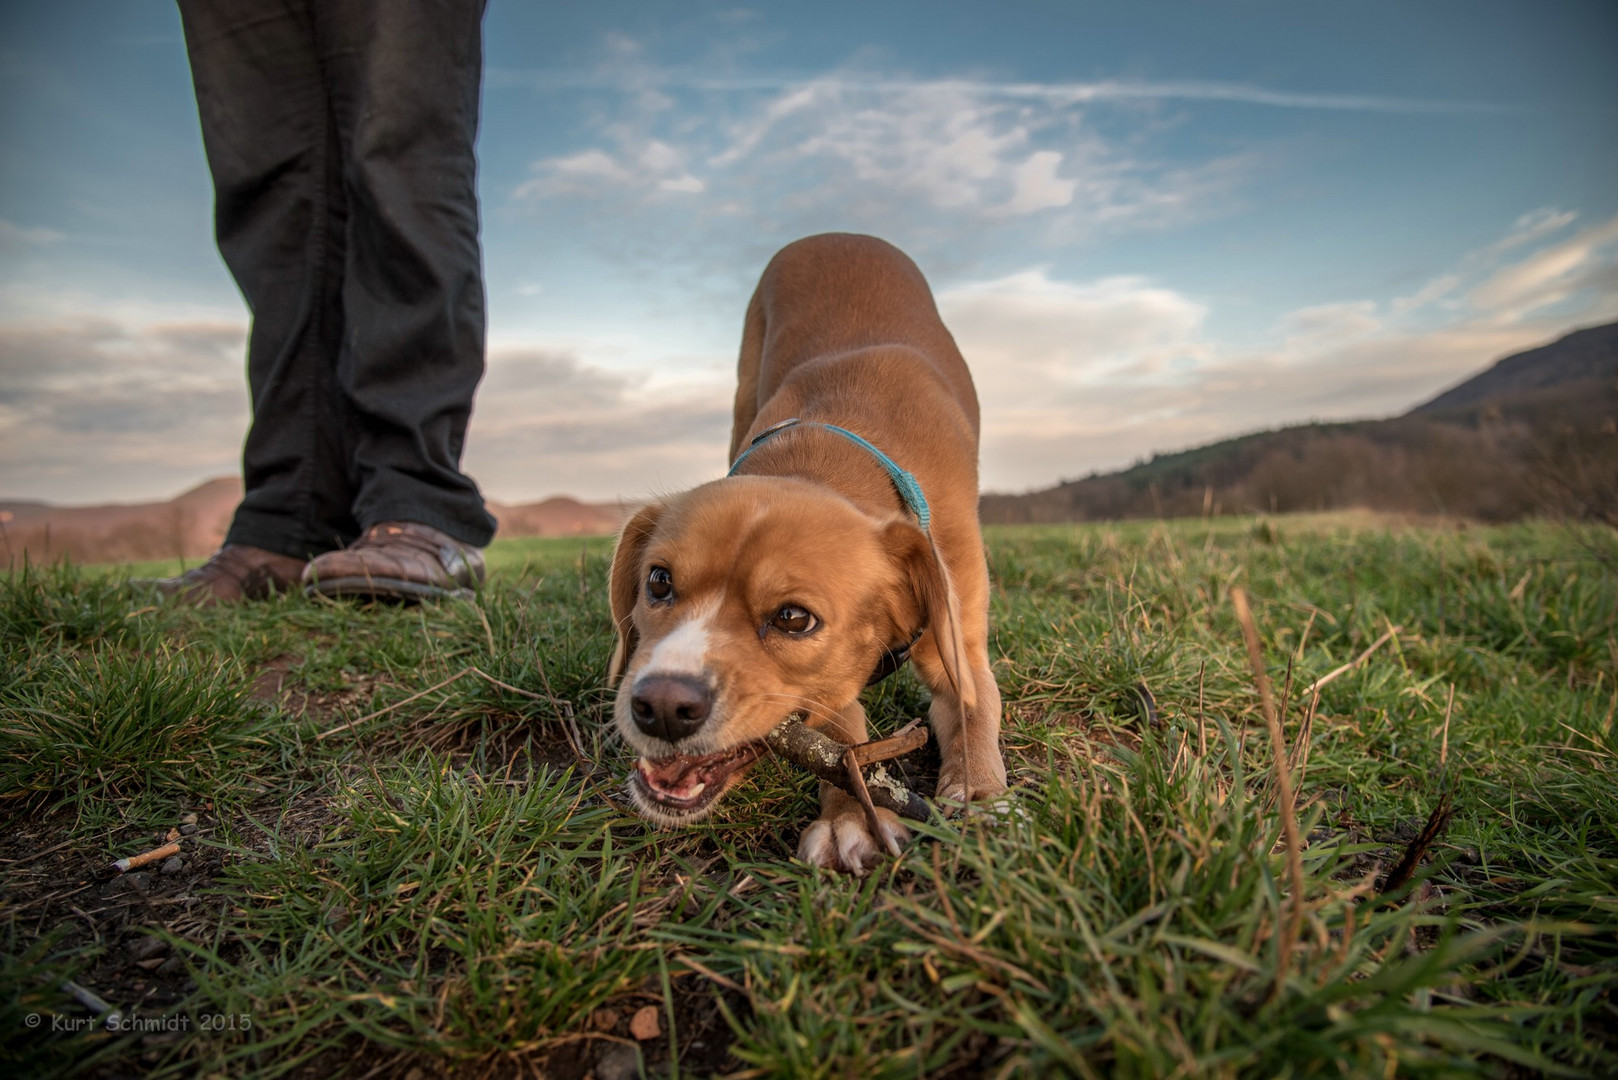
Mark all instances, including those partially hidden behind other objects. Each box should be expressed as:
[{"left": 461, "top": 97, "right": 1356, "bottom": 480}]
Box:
[{"left": 731, "top": 234, "right": 980, "bottom": 464}]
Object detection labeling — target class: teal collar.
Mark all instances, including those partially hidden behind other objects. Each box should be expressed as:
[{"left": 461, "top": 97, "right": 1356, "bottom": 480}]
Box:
[{"left": 727, "top": 417, "right": 931, "bottom": 533}]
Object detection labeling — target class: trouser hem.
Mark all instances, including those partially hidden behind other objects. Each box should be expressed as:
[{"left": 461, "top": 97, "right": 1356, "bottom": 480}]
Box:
[{"left": 225, "top": 508, "right": 347, "bottom": 560}]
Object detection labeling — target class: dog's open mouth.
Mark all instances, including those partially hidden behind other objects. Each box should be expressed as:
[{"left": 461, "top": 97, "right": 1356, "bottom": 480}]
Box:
[{"left": 630, "top": 740, "right": 767, "bottom": 819}]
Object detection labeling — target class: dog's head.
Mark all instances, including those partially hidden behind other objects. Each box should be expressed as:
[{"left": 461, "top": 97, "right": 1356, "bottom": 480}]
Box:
[{"left": 607, "top": 476, "right": 972, "bottom": 824}]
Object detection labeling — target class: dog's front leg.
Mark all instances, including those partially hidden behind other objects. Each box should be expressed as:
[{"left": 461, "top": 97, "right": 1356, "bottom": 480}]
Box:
[
  {"left": 795, "top": 700, "right": 911, "bottom": 873},
  {"left": 929, "top": 678, "right": 1009, "bottom": 806},
  {"left": 915, "top": 640, "right": 1009, "bottom": 807}
]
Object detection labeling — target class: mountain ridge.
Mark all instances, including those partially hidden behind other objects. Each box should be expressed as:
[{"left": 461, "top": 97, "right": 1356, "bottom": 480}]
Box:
[
  {"left": 980, "top": 319, "right": 1618, "bottom": 524},
  {"left": 1, "top": 479, "right": 628, "bottom": 566}
]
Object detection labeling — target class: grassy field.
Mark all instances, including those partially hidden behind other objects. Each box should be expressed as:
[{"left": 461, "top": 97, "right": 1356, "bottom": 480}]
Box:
[{"left": 3, "top": 514, "right": 1615, "bottom": 1078}]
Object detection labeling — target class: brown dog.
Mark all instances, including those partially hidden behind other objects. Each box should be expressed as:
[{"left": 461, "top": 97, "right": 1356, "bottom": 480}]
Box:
[{"left": 606, "top": 233, "right": 1007, "bottom": 873}]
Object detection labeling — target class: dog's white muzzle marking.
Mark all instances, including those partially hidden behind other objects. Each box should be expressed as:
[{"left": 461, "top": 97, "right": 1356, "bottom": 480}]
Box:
[{"left": 639, "top": 599, "right": 718, "bottom": 680}]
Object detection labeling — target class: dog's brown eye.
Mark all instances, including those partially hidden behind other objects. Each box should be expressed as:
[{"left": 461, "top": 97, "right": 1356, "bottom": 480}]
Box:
[
  {"left": 771, "top": 605, "right": 817, "bottom": 635},
  {"left": 646, "top": 566, "right": 674, "bottom": 602}
]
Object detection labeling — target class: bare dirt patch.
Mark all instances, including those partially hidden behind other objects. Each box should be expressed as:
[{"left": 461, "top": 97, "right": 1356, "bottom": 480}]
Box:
[{"left": 2, "top": 807, "right": 226, "bottom": 1069}]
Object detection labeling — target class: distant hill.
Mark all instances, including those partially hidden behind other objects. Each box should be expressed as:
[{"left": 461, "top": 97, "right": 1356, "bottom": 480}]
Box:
[
  {"left": 488, "top": 496, "right": 627, "bottom": 539},
  {"left": 981, "top": 320, "right": 1618, "bottom": 525},
  {"left": 1, "top": 478, "right": 628, "bottom": 566},
  {"left": 0, "top": 477, "right": 241, "bottom": 566},
  {"left": 1414, "top": 321, "right": 1618, "bottom": 420}
]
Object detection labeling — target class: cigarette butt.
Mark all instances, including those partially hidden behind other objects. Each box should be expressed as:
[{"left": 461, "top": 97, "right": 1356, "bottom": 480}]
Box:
[{"left": 112, "top": 841, "right": 181, "bottom": 874}]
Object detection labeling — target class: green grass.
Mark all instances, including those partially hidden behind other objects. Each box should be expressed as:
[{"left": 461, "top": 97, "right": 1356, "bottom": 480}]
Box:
[{"left": 2, "top": 514, "right": 1614, "bottom": 1077}]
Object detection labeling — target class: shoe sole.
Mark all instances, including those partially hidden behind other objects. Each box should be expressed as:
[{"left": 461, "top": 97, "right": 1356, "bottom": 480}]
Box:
[
  {"left": 133, "top": 577, "right": 301, "bottom": 605},
  {"left": 304, "top": 576, "right": 476, "bottom": 603}
]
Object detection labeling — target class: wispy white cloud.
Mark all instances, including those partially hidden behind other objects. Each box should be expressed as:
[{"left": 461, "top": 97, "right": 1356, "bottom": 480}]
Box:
[
  {"left": 0, "top": 219, "right": 66, "bottom": 248},
  {"left": 1275, "top": 301, "right": 1382, "bottom": 350},
  {"left": 512, "top": 59, "right": 1254, "bottom": 253},
  {"left": 1391, "top": 273, "right": 1461, "bottom": 314},
  {"left": 1489, "top": 207, "right": 1580, "bottom": 255},
  {"left": 515, "top": 140, "right": 705, "bottom": 199},
  {"left": 1468, "top": 213, "right": 1618, "bottom": 322},
  {"left": 1392, "top": 206, "right": 1586, "bottom": 316},
  {"left": 996, "top": 151, "right": 1077, "bottom": 216},
  {"left": 941, "top": 270, "right": 1209, "bottom": 383},
  {"left": 490, "top": 68, "right": 1517, "bottom": 116}
]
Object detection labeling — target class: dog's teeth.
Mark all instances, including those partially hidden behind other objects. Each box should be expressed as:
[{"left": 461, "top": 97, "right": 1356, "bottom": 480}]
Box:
[{"left": 687, "top": 781, "right": 706, "bottom": 797}]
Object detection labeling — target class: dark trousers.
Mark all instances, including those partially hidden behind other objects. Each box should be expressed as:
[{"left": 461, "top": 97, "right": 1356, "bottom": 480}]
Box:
[{"left": 178, "top": 0, "right": 497, "bottom": 558}]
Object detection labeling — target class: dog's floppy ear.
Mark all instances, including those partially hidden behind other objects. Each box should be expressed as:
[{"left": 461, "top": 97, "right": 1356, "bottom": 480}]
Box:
[
  {"left": 607, "top": 501, "right": 665, "bottom": 687},
  {"left": 884, "top": 520, "right": 977, "bottom": 712}
]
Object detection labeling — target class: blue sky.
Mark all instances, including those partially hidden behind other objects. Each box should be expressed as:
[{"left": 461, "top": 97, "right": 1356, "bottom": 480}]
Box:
[{"left": 2, "top": 1, "right": 1616, "bottom": 505}]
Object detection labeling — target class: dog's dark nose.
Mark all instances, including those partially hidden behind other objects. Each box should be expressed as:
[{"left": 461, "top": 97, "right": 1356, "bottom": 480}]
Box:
[{"left": 630, "top": 674, "right": 712, "bottom": 743}]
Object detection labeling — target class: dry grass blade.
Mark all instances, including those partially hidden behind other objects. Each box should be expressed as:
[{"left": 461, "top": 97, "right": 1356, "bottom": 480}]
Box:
[
  {"left": 1231, "top": 585, "right": 1305, "bottom": 999},
  {"left": 316, "top": 666, "right": 475, "bottom": 741},
  {"left": 316, "top": 665, "right": 570, "bottom": 742},
  {"left": 1301, "top": 622, "right": 1402, "bottom": 697},
  {"left": 1282, "top": 691, "right": 1319, "bottom": 800},
  {"left": 1440, "top": 684, "right": 1456, "bottom": 769}
]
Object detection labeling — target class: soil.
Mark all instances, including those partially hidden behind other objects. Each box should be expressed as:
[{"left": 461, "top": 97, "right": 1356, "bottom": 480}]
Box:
[
  {"left": 2, "top": 804, "right": 234, "bottom": 1074},
  {"left": 2, "top": 657, "right": 743, "bottom": 1077}
]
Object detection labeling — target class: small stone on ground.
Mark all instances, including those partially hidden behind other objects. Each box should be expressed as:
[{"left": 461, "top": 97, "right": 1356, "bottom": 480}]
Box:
[
  {"left": 629, "top": 1004, "right": 661, "bottom": 1040},
  {"left": 595, "top": 1044, "right": 641, "bottom": 1080}
]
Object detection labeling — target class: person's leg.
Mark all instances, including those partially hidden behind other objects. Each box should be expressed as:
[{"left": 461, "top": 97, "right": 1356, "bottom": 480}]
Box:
[
  {"left": 314, "top": 0, "right": 497, "bottom": 548},
  {"left": 177, "top": 0, "right": 360, "bottom": 561}
]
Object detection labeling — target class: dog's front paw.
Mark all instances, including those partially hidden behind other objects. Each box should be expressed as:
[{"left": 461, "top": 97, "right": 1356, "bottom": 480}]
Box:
[
  {"left": 936, "top": 760, "right": 1009, "bottom": 809},
  {"left": 797, "top": 803, "right": 910, "bottom": 874}
]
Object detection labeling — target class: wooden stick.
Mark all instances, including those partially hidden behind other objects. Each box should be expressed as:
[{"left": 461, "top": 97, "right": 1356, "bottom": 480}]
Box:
[
  {"left": 848, "top": 718, "right": 928, "bottom": 767},
  {"left": 763, "top": 715, "right": 933, "bottom": 822}
]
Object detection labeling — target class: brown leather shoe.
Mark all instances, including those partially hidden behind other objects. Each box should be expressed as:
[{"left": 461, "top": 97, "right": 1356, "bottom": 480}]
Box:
[
  {"left": 302, "top": 521, "right": 485, "bottom": 602},
  {"left": 149, "top": 544, "right": 308, "bottom": 607}
]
